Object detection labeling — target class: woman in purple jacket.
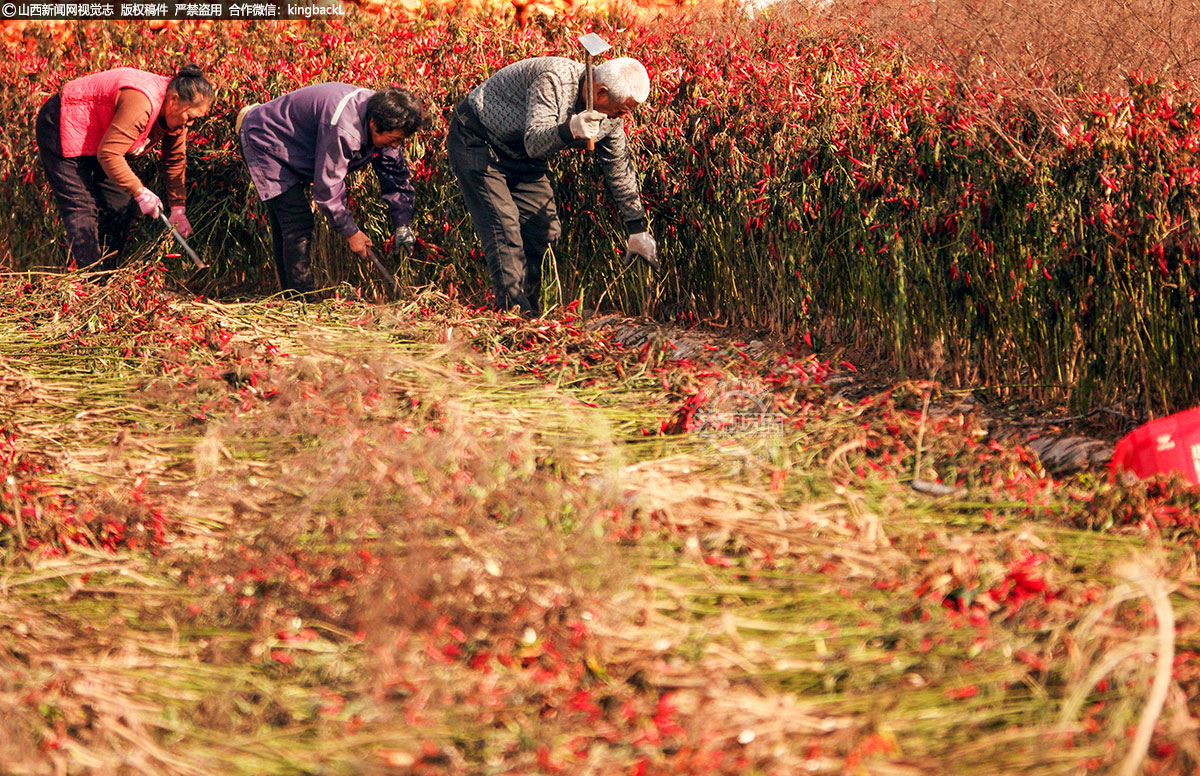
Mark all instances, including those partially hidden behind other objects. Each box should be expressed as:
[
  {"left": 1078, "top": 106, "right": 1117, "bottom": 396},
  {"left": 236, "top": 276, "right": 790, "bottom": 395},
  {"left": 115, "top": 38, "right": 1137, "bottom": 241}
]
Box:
[{"left": 238, "top": 84, "right": 428, "bottom": 295}]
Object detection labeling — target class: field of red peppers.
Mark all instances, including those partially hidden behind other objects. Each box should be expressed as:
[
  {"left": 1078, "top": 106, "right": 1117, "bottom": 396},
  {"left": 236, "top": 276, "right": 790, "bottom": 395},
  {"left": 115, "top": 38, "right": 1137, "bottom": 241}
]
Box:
[
  {"left": 0, "top": 258, "right": 1199, "bottom": 775},
  {"left": 0, "top": 6, "right": 1198, "bottom": 415},
  {"left": 2, "top": 5, "right": 1200, "bottom": 775}
]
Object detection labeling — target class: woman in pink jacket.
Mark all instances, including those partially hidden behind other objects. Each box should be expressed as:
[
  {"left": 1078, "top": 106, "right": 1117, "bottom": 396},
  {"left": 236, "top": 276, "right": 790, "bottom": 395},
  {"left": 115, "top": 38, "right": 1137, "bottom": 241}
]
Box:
[{"left": 35, "top": 64, "right": 213, "bottom": 270}]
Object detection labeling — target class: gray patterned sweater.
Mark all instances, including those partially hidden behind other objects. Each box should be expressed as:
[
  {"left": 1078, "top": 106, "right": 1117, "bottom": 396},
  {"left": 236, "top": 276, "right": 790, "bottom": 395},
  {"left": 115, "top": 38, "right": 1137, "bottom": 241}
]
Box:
[{"left": 463, "top": 57, "right": 648, "bottom": 233}]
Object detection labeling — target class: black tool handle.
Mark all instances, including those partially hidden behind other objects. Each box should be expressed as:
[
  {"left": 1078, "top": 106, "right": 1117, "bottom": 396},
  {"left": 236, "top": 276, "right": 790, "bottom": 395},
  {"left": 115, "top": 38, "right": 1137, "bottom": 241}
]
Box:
[{"left": 364, "top": 248, "right": 403, "bottom": 296}]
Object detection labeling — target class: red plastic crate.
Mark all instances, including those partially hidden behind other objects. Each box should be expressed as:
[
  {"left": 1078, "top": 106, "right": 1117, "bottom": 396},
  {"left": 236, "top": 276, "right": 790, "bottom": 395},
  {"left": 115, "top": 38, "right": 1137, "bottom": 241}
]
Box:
[{"left": 1110, "top": 408, "right": 1200, "bottom": 485}]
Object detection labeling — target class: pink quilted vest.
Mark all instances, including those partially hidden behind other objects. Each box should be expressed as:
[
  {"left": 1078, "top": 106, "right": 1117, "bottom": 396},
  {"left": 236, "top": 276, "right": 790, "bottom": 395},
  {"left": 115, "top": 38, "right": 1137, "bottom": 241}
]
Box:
[{"left": 59, "top": 67, "right": 171, "bottom": 158}]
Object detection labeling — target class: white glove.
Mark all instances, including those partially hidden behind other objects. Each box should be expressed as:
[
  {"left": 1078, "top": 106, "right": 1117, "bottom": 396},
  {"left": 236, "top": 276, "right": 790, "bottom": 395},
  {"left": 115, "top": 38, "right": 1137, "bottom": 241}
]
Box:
[
  {"left": 626, "top": 231, "right": 660, "bottom": 271},
  {"left": 167, "top": 206, "right": 191, "bottom": 237},
  {"left": 134, "top": 187, "right": 163, "bottom": 218},
  {"left": 391, "top": 225, "right": 416, "bottom": 256},
  {"left": 568, "top": 110, "right": 605, "bottom": 141}
]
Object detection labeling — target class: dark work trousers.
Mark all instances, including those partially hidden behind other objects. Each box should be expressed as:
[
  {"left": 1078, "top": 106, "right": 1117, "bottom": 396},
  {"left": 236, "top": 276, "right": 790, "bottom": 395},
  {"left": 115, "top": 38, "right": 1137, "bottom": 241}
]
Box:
[
  {"left": 264, "top": 184, "right": 317, "bottom": 295},
  {"left": 36, "top": 94, "right": 136, "bottom": 270},
  {"left": 447, "top": 114, "right": 560, "bottom": 316}
]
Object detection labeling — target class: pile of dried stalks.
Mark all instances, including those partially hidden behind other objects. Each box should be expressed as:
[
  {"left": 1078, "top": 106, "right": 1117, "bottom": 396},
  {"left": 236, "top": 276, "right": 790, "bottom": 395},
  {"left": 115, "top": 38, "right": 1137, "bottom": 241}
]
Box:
[{"left": 0, "top": 263, "right": 1198, "bottom": 775}]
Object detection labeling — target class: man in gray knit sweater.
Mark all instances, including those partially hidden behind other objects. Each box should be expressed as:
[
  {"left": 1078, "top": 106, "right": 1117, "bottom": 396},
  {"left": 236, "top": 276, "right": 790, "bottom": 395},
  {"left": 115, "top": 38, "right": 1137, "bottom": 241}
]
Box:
[{"left": 447, "top": 56, "right": 657, "bottom": 315}]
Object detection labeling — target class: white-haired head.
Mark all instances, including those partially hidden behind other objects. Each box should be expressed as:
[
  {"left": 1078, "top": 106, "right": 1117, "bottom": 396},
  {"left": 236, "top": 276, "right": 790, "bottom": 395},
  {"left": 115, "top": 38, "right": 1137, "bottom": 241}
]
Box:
[{"left": 594, "top": 58, "right": 651, "bottom": 105}]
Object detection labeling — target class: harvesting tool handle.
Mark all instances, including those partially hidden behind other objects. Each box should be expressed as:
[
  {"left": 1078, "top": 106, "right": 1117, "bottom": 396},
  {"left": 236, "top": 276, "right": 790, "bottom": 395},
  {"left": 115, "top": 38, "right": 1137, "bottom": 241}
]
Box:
[
  {"left": 365, "top": 247, "right": 403, "bottom": 296},
  {"left": 584, "top": 53, "right": 595, "bottom": 152},
  {"left": 158, "top": 213, "right": 206, "bottom": 270}
]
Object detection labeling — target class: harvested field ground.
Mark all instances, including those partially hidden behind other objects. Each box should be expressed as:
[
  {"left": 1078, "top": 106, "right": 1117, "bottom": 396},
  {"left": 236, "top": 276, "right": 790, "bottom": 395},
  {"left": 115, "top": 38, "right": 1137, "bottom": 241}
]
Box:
[{"left": 1, "top": 263, "right": 1199, "bottom": 776}]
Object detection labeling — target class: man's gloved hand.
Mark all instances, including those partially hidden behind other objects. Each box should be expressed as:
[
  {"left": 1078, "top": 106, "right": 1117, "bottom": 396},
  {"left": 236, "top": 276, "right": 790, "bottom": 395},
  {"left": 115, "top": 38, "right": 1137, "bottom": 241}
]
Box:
[
  {"left": 626, "top": 231, "right": 660, "bottom": 271},
  {"left": 390, "top": 225, "right": 416, "bottom": 257},
  {"left": 167, "top": 206, "right": 192, "bottom": 237},
  {"left": 347, "top": 230, "right": 373, "bottom": 258},
  {"left": 568, "top": 110, "right": 605, "bottom": 142},
  {"left": 134, "top": 187, "right": 163, "bottom": 218}
]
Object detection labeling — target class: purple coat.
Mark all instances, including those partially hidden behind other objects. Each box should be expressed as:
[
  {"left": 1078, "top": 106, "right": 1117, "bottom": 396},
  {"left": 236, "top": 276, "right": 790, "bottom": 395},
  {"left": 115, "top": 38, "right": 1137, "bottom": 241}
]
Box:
[{"left": 239, "top": 83, "right": 414, "bottom": 237}]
